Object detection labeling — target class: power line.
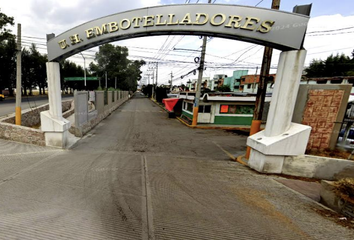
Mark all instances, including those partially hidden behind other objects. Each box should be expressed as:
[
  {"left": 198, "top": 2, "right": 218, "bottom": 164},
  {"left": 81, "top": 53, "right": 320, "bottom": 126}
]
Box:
[
  {"left": 255, "top": 0, "right": 264, "bottom": 7},
  {"left": 307, "top": 26, "right": 354, "bottom": 34},
  {"left": 307, "top": 47, "right": 354, "bottom": 55},
  {"left": 307, "top": 31, "right": 354, "bottom": 36}
]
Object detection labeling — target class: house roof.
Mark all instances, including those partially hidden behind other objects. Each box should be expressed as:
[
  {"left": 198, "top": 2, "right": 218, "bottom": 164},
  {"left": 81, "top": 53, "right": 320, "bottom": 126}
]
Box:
[{"left": 178, "top": 92, "right": 272, "bottom": 102}]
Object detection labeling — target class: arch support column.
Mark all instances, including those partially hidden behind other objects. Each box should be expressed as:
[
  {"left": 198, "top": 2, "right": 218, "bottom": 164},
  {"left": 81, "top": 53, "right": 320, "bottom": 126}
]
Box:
[
  {"left": 247, "top": 49, "right": 311, "bottom": 173},
  {"left": 40, "top": 62, "right": 70, "bottom": 148}
]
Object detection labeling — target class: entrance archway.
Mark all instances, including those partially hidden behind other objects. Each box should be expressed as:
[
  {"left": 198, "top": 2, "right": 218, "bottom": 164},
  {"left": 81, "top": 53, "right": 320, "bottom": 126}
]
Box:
[
  {"left": 47, "top": 4, "right": 308, "bottom": 61},
  {"left": 43, "top": 3, "right": 311, "bottom": 174}
]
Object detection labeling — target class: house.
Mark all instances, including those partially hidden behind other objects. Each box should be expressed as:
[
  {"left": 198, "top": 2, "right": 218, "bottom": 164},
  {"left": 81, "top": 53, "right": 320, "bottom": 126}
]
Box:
[
  {"left": 178, "top": 91, "right": 271, "bottom": 126},
  {"left": 187, "top": 77, "right": 210, "bottom": 91},
  {"left": 208, "top": 74, "right": 227, "bottom": 90},
  {"left": 223, "top": 70, "right": 249, "bottom": 92},
  {"left": 239, "top": 74, "right": 276, "bottom": 93}
]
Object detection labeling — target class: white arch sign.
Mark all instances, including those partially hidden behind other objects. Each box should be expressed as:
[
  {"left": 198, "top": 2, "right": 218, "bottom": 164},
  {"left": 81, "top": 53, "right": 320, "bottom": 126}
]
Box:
[{"left": 47, "top": 4, "right": 309, "bottom": 61}]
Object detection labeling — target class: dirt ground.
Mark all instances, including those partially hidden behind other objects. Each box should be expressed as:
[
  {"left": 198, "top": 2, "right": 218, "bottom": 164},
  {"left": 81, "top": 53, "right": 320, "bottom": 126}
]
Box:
[
  {"left": 313, "top": 207, "right": 354, "bottom": 230},
  {"left": 306, "top": 148, "right": 354, "bottom": 161}
]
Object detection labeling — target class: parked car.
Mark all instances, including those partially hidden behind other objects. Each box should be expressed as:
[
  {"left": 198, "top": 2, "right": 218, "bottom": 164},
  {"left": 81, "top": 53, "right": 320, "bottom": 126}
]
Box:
[
  {"left": 0, "top": 93, "right": 5, "bottom": 101},
  {"left": 338, "top": 128, "right": 354, "bottom": 148}
]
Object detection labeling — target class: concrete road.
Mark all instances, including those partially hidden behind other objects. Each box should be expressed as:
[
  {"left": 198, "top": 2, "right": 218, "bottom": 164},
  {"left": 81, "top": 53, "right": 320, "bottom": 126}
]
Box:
[
  {"left": 0, "top": 93, "right": 353, "bottom": 239},
  {"left": 0, "top": 95, "right": 73, "bottom": 117}
]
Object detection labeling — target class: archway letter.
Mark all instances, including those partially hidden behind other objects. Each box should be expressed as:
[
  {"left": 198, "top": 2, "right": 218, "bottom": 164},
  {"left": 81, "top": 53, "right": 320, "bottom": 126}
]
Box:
[{"left": 48, "top": 4, "right": 309, "bottom": 62}]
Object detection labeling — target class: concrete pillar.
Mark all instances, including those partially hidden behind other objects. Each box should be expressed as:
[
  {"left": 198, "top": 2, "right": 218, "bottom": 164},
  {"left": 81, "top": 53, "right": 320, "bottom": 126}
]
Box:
[
  {"left": 247, "top": 50, "right": 311, "bottom": 173},
  {"left": 47, "top": 62, "right": 63, "bottom": 119},
  {"left": 264, "top": 50, "right": 307, "bottom": 137},
  {"left": 40, "top": 62, "right": 70, "bottom": 148}
]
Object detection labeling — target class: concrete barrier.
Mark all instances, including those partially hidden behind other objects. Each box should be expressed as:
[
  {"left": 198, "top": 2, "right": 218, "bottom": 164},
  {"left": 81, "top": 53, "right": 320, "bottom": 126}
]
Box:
[{"left": 282, "top": 155, "right": 354, "bottom": 180}]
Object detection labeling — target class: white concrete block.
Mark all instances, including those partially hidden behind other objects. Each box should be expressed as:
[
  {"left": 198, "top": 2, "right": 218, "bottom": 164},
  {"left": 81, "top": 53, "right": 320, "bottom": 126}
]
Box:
[
  {"left": 45, "top": 131, "right": 68, "bottom": 149},
  {"left": 41, "top": 110, "right": 71, "bottom": 148},
  {"left": 247, "top": 123, "right": 311, "bottom": 156},
  {"left": 248, "top": 149, "right": 285, "bottom": 173},
  {"left": 41, "top": 111, "right": 70, "bottom": 132}
]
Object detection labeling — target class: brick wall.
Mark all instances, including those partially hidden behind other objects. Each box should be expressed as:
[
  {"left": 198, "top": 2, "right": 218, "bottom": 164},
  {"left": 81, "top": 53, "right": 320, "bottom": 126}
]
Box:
[{"left": 302, "top": 89, "right": 344, "bottom": 150}]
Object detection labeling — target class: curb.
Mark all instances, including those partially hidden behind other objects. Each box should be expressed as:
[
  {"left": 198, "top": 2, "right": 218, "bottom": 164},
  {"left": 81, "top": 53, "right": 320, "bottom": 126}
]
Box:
[
  {"left": 236, "top": 155, "right": 248, "bottom": 166},
  {"left": 176, "top": 116, "right": 252, "bottom": 131}
]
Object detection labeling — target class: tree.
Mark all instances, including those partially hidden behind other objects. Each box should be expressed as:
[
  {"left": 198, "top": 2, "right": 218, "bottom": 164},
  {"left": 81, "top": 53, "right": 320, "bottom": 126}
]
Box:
[
  {"left": 305, "top": 53, "right": 354, "bottom": 78},
  {"left": 0, "top": 9, "right": 14, "bottom": 42},
  {"left": 29, "top": 44, "right": 47, "bottom": 95},
  {"left": 60, "top": 59, "right": 85, "bottom": 91},
  {"left": 89, "top": 43, "right": 145, "bottom": 91},
  {"left": 21, "top": 47, "right": 32, "bottom": 95},
  {"left": 305, "top": 59, "right": 325, "bottom": 77},
  {"left": 122, "top": 60, "right": 145, "bottom": 91},
  {"left": 19, "top": 44, "right": 48, "bottom": 96},
  {"left": 216, "top": 85, "right": 231, "bottom": 92},
  {"left": 0, "top": 9, "right": 15, "bottom": 95}
]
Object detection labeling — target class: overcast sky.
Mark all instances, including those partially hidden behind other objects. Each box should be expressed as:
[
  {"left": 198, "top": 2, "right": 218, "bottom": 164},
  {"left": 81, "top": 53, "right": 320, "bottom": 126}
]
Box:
[{"left": 2, "top": 0, "right": 354, "bottom": 86}]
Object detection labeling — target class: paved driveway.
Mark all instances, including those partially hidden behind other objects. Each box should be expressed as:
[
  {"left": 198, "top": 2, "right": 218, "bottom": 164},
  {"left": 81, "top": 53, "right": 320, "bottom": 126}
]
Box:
[{"left": 0, "top": 93, "right": 353, "bottom": 239}]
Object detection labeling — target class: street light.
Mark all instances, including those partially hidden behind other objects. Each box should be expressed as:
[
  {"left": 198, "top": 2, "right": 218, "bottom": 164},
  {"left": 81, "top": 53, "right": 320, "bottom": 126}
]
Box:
[{"left": 79, "top": 52, "right": 86, "bottom": 89}]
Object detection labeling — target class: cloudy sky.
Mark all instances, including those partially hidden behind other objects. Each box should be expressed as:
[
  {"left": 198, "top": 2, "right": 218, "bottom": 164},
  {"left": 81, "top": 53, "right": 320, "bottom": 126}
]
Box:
[{"left": 2, "top": 0, "right": 354, "bottom": 86}]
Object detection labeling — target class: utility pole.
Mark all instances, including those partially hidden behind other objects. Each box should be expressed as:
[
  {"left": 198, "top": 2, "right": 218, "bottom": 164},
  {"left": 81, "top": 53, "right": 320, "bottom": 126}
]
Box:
[
  {"left": 105, "top": 71, "right": 107, "bottom": 89},
  {"left": 169, "top": 71, "right": 173, "bottom": 91},
  {"left": 15, "top": 23, "right": 22, "bottom": 126},
  {"left": 148, "top": 74, "right": 150, "bottom": 85},
  {"left": 80, "top": 52, "right": 86, "bottom": 89},
  {"left": 246, "top": 0, "right": 280, "bottom": 159},
  {"left": 145, "top": 73, "right": 152, "bottom": 97},
  {"left": 253, "top": 66, "right": 258, "bottom": 93},
  {"left": 155, "top": 62, "right": 158, "bottom": 86},
  {"left": 151, "top": 73, "right": 155, "bottom": 99},
  {"left": 192, "top": 0, "right": 211, "bottom": 126},
  {"left": 155, "top": 62, "right": 158, "bottom": 99},
  {"left": 115, "top": 77, "right": 117, "bottom": 89}
]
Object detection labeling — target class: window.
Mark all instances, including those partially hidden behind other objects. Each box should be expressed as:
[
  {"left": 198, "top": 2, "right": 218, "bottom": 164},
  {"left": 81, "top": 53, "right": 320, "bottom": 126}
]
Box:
[
  {"left": 219, "top": 105, "right": 254, "bottom": 114},
  {"left": 220, "top": 105, "right": 229, "bottom": 113},
  {"left": 229, "top": 105, "right": 237, "bottom": 114},
  {"left": 204, "top": 105, "right": 211, "bottom": 113},
  {"left": 198, "top": 105, "right": 212, "bottom": 113},
  {"left": 186, "top": 102, "right": 193, "bottom": 112}
]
